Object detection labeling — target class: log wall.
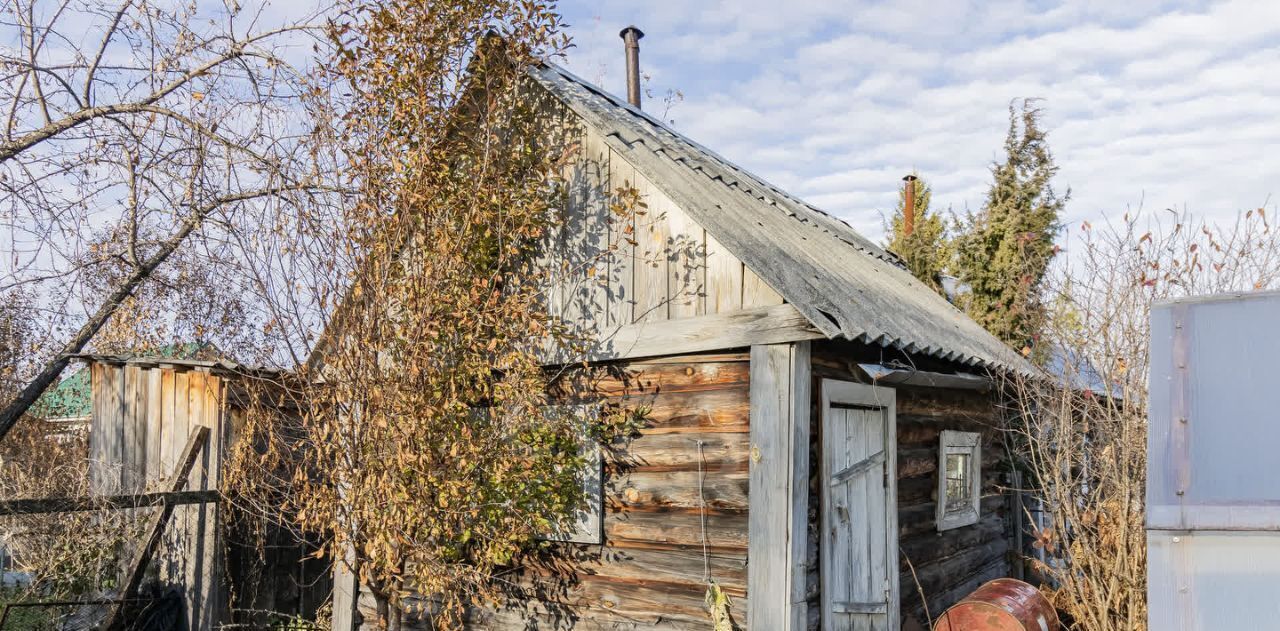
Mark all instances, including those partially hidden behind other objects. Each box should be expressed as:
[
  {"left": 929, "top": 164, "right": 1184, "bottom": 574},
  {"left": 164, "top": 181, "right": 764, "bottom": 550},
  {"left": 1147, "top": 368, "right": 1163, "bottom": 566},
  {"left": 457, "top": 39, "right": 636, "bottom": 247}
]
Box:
[
  {"left": 355, "top": 352, "right": 753, "bottom": 629},
  {"left": 811, "top": 346, "right": 1013, "bottom": 629}
]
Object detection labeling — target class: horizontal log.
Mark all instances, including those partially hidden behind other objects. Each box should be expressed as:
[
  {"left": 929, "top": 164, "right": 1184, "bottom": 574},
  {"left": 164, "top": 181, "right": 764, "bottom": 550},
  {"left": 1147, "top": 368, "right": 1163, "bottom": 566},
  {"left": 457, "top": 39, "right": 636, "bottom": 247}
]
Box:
[
  {"left": 611, "top": 432, "right": 748, "bottom": 473},
  {"left": 919, "top": 558, "right": 1008, "bottom": 618},
  {"left": 900, "top": 496, "right": 1007, "bottom": 538},
  {"left": 605, "top": 510, "right": 748, "bottom": 552},
  {"left": 504, "top": 571, "right": 739, "bottom": 622},
  {"left": 0, "top": 489, "right": 218, "bottom": 516},
  {"left": 468, "top": 582, "right": 747, "bottom": 631},
  {"left": 898, "top": 447, "right": 937, "bottom": 479},
  {"left": 899, "top": 518, "right": 1006, "bottom": 571},
  {"left": 523, "top": 545, "right": 746, "bottom": 594},
  {"left": 899, "top": 470, "right": 1002, "bottom": 506},
  {"left": 554, "top": 358, "right": 750, "bottom": 398},
  {"left": 466, "top": 605, "right": 717, "bottom": 631},
  {"left": 635, "top": 388, "right": 748, "bottom": 434},
  {"left": 608, "top": 470, "right": 747, "bottom": 512},
  {"left": 896, "top": 387, "right": 996, "bottom": 419},
  {"left": 903, "top": 538, "right": 1010, "bottom": 599}
]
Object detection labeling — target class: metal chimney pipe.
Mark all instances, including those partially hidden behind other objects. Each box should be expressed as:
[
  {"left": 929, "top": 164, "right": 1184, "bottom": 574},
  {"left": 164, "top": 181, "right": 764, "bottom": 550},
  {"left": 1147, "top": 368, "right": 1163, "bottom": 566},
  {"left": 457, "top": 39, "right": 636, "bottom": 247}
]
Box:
[
  {"left": 619, "top": 26, "right": 645, "bottom": 109},
  {"left": 902, "top": 174, "right": 918, "bottom": 237}
]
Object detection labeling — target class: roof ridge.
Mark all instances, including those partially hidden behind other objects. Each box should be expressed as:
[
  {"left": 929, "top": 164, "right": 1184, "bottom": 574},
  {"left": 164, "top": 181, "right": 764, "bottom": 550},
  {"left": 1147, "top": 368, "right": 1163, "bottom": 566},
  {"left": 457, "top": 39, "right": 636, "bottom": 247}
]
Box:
[
  {"left": 530, "top": 61, "right": 1029, "bottom": 373},
  {"left": 537, "top": 63, "right": 904, "bottom": 267}
]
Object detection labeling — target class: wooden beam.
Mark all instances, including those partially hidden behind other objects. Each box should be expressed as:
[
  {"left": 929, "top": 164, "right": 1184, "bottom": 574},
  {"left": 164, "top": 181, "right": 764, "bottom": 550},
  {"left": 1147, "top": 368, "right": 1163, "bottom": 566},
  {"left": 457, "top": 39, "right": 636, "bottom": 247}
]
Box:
[
  {"left": 104, "top": 426, "right": 209, "bottom": 631},
  {"left": 550, "top": 303, "right": 824, "bottom": 365},
  {"left": 0, "top": 489, "right": 218, "bottom": 516},
  {"left": 747, "top": 341, "right": 810, "bottom": 630}
]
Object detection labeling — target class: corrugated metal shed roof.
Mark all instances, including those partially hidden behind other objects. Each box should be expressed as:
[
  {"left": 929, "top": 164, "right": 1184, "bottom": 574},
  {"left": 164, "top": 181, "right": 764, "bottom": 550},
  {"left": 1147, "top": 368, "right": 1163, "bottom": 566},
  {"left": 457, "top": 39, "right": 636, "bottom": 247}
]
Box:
[{"left": 531, "top": 63, "right": 1031, "bottom": 373}]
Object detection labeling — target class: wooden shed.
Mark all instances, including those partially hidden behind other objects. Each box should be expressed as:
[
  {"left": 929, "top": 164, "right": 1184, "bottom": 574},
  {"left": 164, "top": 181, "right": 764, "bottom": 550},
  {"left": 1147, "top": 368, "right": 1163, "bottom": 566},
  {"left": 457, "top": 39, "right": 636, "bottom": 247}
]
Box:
[
  {"left": 331, "top": 60, "right": 1034, "bottom": 631},
  {"left": 83, "top": 356, "right": 329, "bottom": 629}
]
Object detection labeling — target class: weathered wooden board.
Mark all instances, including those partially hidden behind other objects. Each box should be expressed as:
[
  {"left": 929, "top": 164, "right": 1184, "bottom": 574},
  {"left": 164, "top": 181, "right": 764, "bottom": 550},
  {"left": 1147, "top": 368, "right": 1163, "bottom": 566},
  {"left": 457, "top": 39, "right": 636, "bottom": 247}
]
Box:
[
  {"left": 664, "top": 201, "right": 705, "bottom": 320},
  {"left": 542, "top": 125, "right": 793, "bottom": 340},
  {"left": 749, "top": 342, "right": 811, "bottom": 630},
  {"left": 633, "top": 172, "right": 671, "bottom": 324},
  {"left": 606, "top": 144, "right": 636, "bottom": 328},
  {"left": 605, "top": 508, "right": 748, "bottom": 553},
  {"left": 615, "top": 431, "right": 748, "bottom": 472},
  {"left": 704, "top": 234, "right": 742, "bottom": 315},
  {"left": 585, "top": 303, "right": 824, "bottom": 363},
  {"left": 820, "top": 380, "right": 897, "bottom": 631}
]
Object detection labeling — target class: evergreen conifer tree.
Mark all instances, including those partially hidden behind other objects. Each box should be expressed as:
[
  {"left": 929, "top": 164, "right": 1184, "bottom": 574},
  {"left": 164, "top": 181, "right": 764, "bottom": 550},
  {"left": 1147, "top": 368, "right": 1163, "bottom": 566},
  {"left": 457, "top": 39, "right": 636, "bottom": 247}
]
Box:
[
  {"left": 886, "top": 173, "right": 948, "bottom": 292},
  {"left": 952, "top": 99, "right": 1067, "bottom": 354}
]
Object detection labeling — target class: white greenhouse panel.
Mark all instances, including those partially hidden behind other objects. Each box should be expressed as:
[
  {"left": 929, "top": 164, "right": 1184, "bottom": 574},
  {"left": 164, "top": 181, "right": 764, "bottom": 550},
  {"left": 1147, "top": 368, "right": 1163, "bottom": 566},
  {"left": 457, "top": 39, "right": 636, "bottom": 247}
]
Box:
[
  {"left": 1148, "top": 291, "right": 1280, "bottom": 531},
  {"left": 1148, "top": 531, "right": 1280, "bottom": 630}
]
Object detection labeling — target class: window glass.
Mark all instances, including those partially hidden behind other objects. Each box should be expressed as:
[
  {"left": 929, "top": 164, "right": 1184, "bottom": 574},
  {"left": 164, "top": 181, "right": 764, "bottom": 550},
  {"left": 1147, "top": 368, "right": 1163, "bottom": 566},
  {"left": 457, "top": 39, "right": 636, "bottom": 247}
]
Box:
[
  {"left": 937, "top": 430, "right": 981, "bottom": 531},
  {"left": 945, "top": 452, "right": 972, "bottom": 511}
]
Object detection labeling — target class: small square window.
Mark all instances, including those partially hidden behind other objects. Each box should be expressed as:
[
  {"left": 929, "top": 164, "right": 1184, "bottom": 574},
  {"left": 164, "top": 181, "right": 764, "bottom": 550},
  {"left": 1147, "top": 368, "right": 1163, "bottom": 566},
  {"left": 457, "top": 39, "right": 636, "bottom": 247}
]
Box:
[{"left": 937, "top": 430, "right": 981, "bottom": 531}]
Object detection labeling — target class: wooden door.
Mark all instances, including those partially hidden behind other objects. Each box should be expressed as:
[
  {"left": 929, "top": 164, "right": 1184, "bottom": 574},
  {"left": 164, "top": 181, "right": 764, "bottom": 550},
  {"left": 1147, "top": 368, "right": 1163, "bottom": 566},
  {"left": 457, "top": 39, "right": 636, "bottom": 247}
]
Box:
[{"left": 821, "top": 380, "right": 898, "bottom": 631}]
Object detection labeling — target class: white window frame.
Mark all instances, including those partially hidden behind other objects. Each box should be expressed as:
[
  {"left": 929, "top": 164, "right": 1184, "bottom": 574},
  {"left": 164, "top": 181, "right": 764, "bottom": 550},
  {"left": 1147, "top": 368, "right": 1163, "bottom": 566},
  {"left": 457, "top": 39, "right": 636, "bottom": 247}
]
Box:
[
  {"left": 936, "top": 430, "right": 981, "bottom": 531},
  {"left": 538, "top": 404, "right": 603, "bottom": 544}
]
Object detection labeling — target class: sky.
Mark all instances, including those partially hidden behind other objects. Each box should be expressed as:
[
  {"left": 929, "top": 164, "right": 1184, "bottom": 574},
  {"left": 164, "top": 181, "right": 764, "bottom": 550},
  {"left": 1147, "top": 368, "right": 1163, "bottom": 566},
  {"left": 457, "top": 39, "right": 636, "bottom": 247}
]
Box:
[{"left": 554, "top": 0, "right": 1280, "bottom": 243}]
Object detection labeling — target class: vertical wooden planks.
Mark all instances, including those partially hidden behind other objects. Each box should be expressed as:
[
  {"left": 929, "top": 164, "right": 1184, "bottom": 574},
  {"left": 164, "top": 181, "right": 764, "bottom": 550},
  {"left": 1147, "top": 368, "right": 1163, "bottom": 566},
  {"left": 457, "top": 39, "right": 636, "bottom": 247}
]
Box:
[
  {"left": 81, "top": 362, "right": 236, "bottom": 627},
  {"left": 824, "top": 406, "right": 851, "bottom": 631},
  {"left": 849, "top": 408, "right": 871, "bottom": 631},
  {"left": 632, "top": 171, "right": 669, "bottom": 323},
  {"left": 865, "top": 409, "right": 888, "bottom": 631},
  {"left": 820, "top": 380, "right": 898, "bottom": 631},
  {"left": 556, "top": 131, "right": 585, "bottom": 333},
  {"left": 88, "top": 364, "right": 108, "bottom": 494},
  {"left": 606, "top": 146, "right": 635, "bottom": 327},
  {"left": 704, "top": 235, "right": 743, "bottom": 314},
  {"left": 164, "top": 369, "right": 191, "bottom": 602},
  {"left": 665, "top": 204, "right": 705, "bottom": 319},
  {"left": 748, "top": 341, "right": 811, "bottom": 630},
  {"left": 145, "top": 368, "right": 163, "bottom": 488},
  {"left": 743, "top": 266, "right": 785, "bottom": 308},
  {"left": 575, "top": 127, "right": 612, "bottom": 336},
  {"left": 185, "top": 369, "right": 208, "bottom": 628},
  {"left": 195, "top": 375, "right": 223, "bottom": 628},
  {"left": 91, "top": 363, "right": 127, "bottom": 495},
  {"left": 122, "top": 365, "right": 145, "bottom": 493}
]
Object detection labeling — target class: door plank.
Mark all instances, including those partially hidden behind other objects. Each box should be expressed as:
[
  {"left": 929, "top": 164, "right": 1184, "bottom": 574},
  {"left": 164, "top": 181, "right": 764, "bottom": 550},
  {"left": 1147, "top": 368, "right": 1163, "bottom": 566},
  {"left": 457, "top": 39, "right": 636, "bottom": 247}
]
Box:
[
  {"left": 831, "top": 450, "right": 885, "bottom": 487},
  {"left": 821, "top": 380, "right": 898, "bottom": 631}
]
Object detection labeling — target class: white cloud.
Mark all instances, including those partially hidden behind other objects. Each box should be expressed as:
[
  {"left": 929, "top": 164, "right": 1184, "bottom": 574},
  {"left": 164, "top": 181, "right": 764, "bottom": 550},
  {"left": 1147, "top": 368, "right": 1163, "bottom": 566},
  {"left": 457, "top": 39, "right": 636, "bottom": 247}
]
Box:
[{"left": 558, "top": 0, "right": 1280, "bottom": 243}]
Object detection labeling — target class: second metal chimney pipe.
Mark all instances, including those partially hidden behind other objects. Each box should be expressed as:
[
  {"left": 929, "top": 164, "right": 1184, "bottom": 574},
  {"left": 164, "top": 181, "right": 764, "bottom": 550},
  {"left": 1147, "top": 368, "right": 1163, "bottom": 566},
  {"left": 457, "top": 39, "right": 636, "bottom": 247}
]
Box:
[
  {"left": 620, "top": 26, "right": 644, "bottom": 109},
  {"left": 903, "top": 174, "right": 918, "bottom": 237}
]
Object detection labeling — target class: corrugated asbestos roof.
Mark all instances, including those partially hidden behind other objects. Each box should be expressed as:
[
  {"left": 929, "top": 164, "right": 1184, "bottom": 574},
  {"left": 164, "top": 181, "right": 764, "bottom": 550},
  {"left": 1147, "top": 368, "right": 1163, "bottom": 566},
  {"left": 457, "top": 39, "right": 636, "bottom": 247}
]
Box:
[{"left": 531, "top": 63, "right": 1032, "bottom": 373}]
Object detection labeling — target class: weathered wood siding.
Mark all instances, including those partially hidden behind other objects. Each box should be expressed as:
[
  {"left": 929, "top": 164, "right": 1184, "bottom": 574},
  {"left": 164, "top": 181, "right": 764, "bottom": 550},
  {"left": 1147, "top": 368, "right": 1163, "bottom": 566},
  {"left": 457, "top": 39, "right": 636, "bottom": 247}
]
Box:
[
  {"left": 811, "top": 346, "right": 1012, "bottom": 629},
  {"left": 546, "top": 122, "right": 783, "bottom": 340},
  {"left": 354, "top": 352, "right": 752, "bottom": 629},
  {"left": 89, "top": 361, "right": 227, "bottom": 630},
  {"left": 88, "top": 360, "right": 329, "bottom": 629}
]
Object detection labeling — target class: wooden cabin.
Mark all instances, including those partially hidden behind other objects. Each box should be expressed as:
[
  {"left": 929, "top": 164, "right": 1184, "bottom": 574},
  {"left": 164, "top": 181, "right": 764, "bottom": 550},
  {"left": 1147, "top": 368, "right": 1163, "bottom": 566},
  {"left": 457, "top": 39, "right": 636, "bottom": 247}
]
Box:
[
  {"left": 83, "top": 356, "right": 329, "bottom": 629},
  {"left": 329, "top": 61, "right": 1034, "bottom": 631}
]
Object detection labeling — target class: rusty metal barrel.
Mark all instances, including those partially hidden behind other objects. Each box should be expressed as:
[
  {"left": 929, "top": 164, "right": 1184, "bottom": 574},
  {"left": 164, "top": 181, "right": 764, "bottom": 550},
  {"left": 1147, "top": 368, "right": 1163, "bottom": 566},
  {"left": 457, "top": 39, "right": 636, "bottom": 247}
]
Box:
[{"left": 932, "top": 578, "right": 1060, "bottom": 631}]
